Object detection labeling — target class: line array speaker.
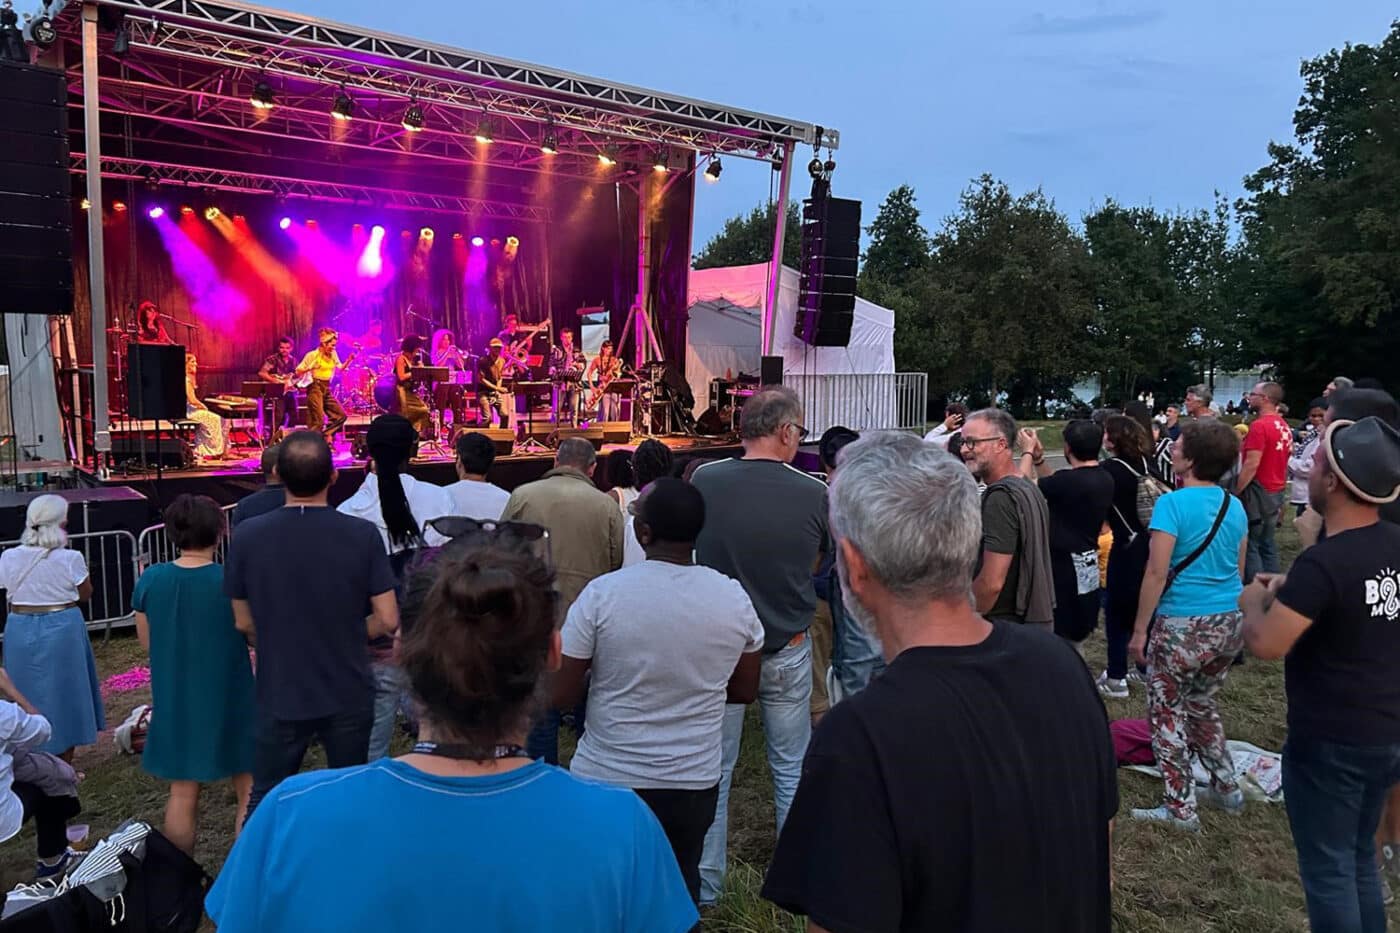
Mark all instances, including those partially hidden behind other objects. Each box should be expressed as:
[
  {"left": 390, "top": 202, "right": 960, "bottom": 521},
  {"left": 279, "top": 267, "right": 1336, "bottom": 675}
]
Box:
[{"left": 793, "top": 196, "right": 861, "bottom": 347}]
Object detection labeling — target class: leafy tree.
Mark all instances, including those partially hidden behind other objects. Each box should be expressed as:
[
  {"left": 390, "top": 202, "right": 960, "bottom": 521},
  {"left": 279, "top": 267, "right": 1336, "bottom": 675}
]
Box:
[
  {"left": 1236, "top": 21, "right": 1400, "bottom": 399},
  {"left": 693, "top": 202, "right": 801, "bottom": 270},
  {"left": 860, "top": 184, "right": 930, "bottom": 292}
]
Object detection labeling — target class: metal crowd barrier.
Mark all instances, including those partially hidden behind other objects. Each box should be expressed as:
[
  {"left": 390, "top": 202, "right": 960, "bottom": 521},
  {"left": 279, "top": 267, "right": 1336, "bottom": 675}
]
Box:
[
  {"left": 784, "top": 372, "right": 930, "bottom": 436},
  {"left": 136, "top": 503, "right": 237, "bottom": 569},
  {"left": 0, "top": 530, "right": 140, "bottom": 638}
]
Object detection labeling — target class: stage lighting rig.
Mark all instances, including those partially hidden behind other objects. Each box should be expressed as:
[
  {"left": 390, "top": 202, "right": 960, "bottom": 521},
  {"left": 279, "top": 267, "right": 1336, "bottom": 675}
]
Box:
[
  {"left": 705, "top": 156, "right": 723, "bottom": 182},
  {"left": 474, "top": 116, "right": 495, "bottom": 144},
  {"left": 540, "top": 126, "right": 559, "bottom": 155},
  {"left": 401, "top": 100, "right": 425, "bottom": 132},
  {"left": 331, "top": 87, "right": 354, "bottom": 121},
  {"left": 598, "top": 146, "right": 618, "bottom": 167},
  {"left": 204, "top": 206, "right": 220, "bottom": 221},
  {"left": 29, "top": 0, "right": 56, "bottom": 49},
  {"left": 652, "top": 149, "right": 669, "bottom": 173},
  {"left": 250, "top": 78, "right": 276, "bottom": 111}
]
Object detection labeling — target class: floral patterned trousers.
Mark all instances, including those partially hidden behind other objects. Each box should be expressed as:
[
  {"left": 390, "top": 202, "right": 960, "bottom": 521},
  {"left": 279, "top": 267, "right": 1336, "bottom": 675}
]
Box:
[{"left": 1147, "top": 611, "right": 1244, "bottom": 819}]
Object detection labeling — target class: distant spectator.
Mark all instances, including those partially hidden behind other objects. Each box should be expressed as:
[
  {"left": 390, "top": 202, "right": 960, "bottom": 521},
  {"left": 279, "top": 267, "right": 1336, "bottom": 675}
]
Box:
[
  {"left": 603, "top": 449, "right": 638, "bottom": 513},
  {"left": 1238, "top": 382, "right": 1294, "bottom": 581},
  {"left": 622, "top": 439, "right": 676, "bottom": 569},
  {"left": 1325, "top": 376, "right": 1354, "bottom": 397},
  {"left": 1185, "top": 385, "right": 1216, "bottom": 420},
  {"left": 134, "top": 494, "right": 255, "bottom": 853},
  {"left": 444, "top": 431, "right": 510, "bottom": 521},
  {"left": 232, "top": 445, "right": 283, "bottom": 529},
  {"left": 1289, "top": 399, "right": 1328, "bottom": 521},
  {"left": 923, "top": 402, "right": 968, "bottom": 449},
  {"left": 1164, "top": 404, "right": 1182, "bottom": 441}
]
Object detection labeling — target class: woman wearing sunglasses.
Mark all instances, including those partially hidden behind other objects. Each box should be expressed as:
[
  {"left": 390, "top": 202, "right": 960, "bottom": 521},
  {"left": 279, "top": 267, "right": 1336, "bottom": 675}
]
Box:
[{"left": 206, "top": 526, "right": 697, "bottom": 933}]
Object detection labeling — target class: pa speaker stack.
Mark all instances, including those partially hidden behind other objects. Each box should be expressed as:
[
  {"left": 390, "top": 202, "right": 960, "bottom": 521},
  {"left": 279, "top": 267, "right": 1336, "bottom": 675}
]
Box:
[
  {"left": 793, "top": 196, "right": 861, "bottom": 347},
  {"left": 0, "top": 61, "right": 73, "bottom": 317}
]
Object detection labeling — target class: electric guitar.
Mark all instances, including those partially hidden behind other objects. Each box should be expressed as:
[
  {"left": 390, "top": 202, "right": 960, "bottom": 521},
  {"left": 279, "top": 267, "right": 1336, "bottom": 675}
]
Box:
[{"left": 293, "top": 342, "right": 361, "bottom": 389}]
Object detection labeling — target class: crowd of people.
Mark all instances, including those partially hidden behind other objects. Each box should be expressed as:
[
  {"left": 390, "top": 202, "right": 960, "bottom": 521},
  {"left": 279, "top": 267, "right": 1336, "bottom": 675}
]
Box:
[{"left": 0, "top": 375, "right": 1396, "bottom": 931}]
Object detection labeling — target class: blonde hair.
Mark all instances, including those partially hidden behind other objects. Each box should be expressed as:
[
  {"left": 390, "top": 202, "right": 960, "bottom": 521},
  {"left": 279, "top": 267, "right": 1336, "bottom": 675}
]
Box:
[{"left": 21, "top": 495, "right": 69, "bottom": 549}]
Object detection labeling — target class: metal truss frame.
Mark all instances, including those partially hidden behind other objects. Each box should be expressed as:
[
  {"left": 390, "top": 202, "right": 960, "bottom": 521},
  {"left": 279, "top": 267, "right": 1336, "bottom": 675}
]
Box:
[
  {"left": 71, "top": 153, "right": 554, "bottom": 222},
  {"left": 48, "top": 0, "right": 838, "bottom": 167}
]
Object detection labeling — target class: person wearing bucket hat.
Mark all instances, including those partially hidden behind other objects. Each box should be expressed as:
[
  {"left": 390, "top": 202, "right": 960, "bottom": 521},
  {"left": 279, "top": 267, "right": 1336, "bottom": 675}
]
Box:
[{"left": 1242, "top": 416, "right": 1400, "bottom": 932}]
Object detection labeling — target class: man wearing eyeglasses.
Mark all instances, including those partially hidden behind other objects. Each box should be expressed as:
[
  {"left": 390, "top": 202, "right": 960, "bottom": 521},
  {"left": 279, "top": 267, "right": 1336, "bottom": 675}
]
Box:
[
  {"left": 690, "top": 385, "right": 829, "bottom": 906},
  {"left": 961, "top": 409, "right": 1055, "bottom": 629}
]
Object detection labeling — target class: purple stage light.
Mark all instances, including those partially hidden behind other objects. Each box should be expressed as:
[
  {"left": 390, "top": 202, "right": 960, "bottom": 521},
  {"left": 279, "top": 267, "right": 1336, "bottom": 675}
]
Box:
[
  {"left": 470, "top": 236, "right": 485, "bottom": 247},
  {"left": 279, "top": 217, "right": 292, "bottom": 230},
  {"left": 371, "top": 225, "right": 385, "bottom": 237},
  {"left": 147, "top": 206, "right": 165, "bottom": 219}
]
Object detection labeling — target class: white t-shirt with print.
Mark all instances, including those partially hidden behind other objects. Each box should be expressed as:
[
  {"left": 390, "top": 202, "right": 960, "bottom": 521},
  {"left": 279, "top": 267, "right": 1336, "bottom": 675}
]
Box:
[{"left": 562, "top": 560, "right": 763, "bottom": 789}]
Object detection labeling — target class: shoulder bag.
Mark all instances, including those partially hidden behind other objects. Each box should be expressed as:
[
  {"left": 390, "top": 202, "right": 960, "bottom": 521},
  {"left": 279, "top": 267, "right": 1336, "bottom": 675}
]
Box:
[{"left": 1163, "top": 491, "right": 1231, "bottom": 592}]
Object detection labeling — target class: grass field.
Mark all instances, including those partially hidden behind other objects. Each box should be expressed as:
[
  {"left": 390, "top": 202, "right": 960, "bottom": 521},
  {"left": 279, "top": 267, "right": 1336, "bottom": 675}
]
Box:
[{"left": 0, "top": 519, "right": 1379, "bottom": 932}]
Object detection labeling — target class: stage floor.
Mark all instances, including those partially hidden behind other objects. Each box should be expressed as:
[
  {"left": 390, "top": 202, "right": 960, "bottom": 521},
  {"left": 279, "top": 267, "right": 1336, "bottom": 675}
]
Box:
[{"left": 91, "top": 434, "right": 745, "bottom": 512}]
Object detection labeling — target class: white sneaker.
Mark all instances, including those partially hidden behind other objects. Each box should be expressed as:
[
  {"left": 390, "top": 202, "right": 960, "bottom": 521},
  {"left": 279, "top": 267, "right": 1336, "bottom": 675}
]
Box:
[
  {"left": 1126, "top": 668, "right": 1148, "bottom": 686},
  {"left": 1130, "top": 805, "right": 1201, "bottom": 832},
  {"left": 1197, "top": 786, "right": 1246, "bottom": 815},
  {"left": 1096, "top": 671, "right": 1128, "bottom": 699}
]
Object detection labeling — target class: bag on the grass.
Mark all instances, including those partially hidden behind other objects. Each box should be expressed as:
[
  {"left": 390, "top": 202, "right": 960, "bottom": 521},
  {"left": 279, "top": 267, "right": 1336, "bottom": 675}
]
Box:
[
  {"left": 1110, "top": 719, "right": 1155, "bottom": 766},
  {"left": 113, "top": 706, "right": 152, "bottom": 756}
]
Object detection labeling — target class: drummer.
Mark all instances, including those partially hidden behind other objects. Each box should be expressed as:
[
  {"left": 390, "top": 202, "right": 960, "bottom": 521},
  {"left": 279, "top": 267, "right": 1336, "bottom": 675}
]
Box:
[{"left": 549, "top": 329, "right": 586, "bottom": 425}]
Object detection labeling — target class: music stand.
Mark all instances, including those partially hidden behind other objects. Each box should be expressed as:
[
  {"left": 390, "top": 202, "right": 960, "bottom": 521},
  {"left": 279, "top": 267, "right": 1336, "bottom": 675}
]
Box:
[
  {"left": 241, "top": 380, "right": 289, "bottom": 443},
  {"left": 411, "top": 367, "right": 453, "bottom": 457}
]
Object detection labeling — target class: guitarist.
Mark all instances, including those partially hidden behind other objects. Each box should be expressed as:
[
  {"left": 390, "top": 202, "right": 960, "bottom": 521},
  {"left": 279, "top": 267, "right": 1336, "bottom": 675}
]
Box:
[
  {"left": 585, "top": 338, "right": 624, "bottom": 422},
  {"left": 294, "top": 327, "right": 356, "bottom": 442},
  {"left": 390, "top": 335, "right": 433, "bottom": 438},
  {"left": 257, "top": 336, "right": 299, "bottom": 434},
  {"left": 476, "top": 338, "right": 512, "bottom": 429}
]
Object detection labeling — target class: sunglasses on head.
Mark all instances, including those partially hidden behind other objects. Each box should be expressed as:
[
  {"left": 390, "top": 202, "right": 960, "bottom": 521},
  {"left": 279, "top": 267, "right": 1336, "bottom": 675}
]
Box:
[{"left": 426, "top": 516, "right": 548, "bottom": 541}]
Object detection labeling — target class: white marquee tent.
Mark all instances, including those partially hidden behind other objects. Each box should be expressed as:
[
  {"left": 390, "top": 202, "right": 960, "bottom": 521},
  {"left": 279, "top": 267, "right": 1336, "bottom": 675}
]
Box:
[{"left": 684, "top": 263, "right": 895, "bottom": 419}]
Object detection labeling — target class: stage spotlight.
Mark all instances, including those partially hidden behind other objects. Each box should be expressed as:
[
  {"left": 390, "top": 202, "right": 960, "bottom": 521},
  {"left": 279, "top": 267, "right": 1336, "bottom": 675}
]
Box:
[
  {"left": 331, "top": 87, "right": 354, "bottom": 121},
  {"left": 474, "top": 118, "right": 495, "bottom": 145},
  {"left": 111, "top": 22, "right": 129, "bottom": 56},
  {"left": 470, "top": 236, "right": 485, "bottom": 247},
  {"left": 652, "top": 149, "right": 669, "bottom": 173},
  {"left": 278, "top": 216, "right": 292, "bottom": 230},
  {"left": 250, "top": 80, "right": 276, "bottom": 111},
  {"left": 147, "top": 206, "right": 165, "bottom": 219},
  {"left": 112, "top": 200, "right": 127, "bottom": 212},
  {"left": 598, "top": 146, "right": 618, "bottom": 167},
  {"left": 506, "top": 235, "right": 519, "bottom": 248},
  {"left": 420, "top": 227, "right": 434, "bottom": 240},
  {"left": 79, "top": 198, "right": 90, "bottom": 211},
  {"left": 306, "top": 219, "right": 317, "bottom": 227},
  {"left": 452, "top": 232, "right": 463, "bottom": 240},
  {"left": 808, "top": 156, "right": 824, "bottom": 178},
  {"left": 540, "top": 128, "right": 558, "bottom": 155},
  {"left": 180, "top": 205, "right": 193, "bottom": 216},
  {"left": 30, "top": 2, "right": 57, "bottom": 50},
  {"left": 705, "top": 156, "right": 723, "bottom": 182},
  {"left": 204, "top": 206, "right": 220, "bottom": 221},
  {"left": 371, "top": 224, "right": 385, "bottom": 237},
  {"left": 401, "top": 101, "right": 425, "bottom": 132},
  {"left": 824, "top": 157, "right": 836, "bottom": 174}
]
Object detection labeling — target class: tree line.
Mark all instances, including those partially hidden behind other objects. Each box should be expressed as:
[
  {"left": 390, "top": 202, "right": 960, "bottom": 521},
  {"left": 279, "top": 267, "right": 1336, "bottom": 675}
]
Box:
[{"left": 695, "top": 21, "right": 1399, "bottom": 416}]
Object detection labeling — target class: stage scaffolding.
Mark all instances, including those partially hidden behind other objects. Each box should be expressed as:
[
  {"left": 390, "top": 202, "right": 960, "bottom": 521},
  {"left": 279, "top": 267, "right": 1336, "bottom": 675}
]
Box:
[{"left": 25, "top": 0, "right": 839, "bottom": 457}]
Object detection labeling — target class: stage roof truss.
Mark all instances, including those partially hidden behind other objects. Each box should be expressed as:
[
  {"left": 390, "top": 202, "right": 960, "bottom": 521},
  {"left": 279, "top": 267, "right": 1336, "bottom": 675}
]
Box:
[
  {"left": 46, "top": 0, "right": 838, "bottom": 169},
  {"left": 71, "top": 153, "right": 554, "bottom": 223}
]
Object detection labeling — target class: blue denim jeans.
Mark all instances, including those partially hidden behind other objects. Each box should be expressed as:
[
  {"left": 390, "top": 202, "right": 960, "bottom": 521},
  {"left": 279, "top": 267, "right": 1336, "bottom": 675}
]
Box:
[
  {"left": 1245, "top": 487, "right": 1285, "bottom": 583},
  {"left": 527, "top": 700, "right": 587, "bottom": 765},
  {"left": 698, "top": 637, "right": 812, "bottom": 905},
  {"left": 1283, "top": 736, "right": 1400, "bottom": 933},
  {"left": 829, "top": 592, "right": 884, "bottom": 699},
  {"left": 367, "top": 661, "right": 411, "bottom": 762}
]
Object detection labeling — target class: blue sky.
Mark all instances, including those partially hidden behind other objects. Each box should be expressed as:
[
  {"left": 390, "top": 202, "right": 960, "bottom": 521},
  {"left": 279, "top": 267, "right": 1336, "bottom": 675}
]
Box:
[{"left": 276, "top": 0, "right": 1396, "bottom": 248}]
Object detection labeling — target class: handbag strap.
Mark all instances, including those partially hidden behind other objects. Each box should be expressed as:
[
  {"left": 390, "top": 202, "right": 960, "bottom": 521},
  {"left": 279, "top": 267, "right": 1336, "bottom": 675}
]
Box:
[
  {"left": 5, "top": 548, "right": 56, "bottom": 610},
  {"left": 1164, "top": 491, "right": 1231, "bottom": 590}
]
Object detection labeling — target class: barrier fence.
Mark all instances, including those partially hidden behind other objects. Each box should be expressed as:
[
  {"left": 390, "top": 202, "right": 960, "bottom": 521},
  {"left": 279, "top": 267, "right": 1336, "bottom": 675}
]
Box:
[{"left": 783, "top": 372, "right": 929, "bottom": 436}]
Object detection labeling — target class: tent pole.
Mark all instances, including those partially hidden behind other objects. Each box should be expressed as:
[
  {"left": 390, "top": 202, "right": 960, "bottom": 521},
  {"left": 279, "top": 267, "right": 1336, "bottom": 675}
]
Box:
[
  {"left": 82, "top": 3, "right": 111, "bottom": 457},
  {"left": 763, "top": 141, "right": 795, "bottom": 358}
]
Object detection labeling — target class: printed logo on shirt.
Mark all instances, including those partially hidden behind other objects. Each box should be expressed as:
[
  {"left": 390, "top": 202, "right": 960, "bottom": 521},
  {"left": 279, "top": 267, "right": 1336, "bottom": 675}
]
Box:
[{"left": 1365, "top": 569, "right": 1400, "bottom": 621}]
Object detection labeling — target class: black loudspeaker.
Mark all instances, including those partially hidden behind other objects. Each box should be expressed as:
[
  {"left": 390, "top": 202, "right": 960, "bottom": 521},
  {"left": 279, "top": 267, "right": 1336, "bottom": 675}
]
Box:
[
  {"left": 0, "top": 62, "right": 73, "bottom": 316},
  {"left": 793, "top": 196, "right": 861, "bottom": 347},
  {"left": 597, "top": 422, "right": 632, "bottom": 445},
  {"left": 557, "top": 426, "right": 604, "bottom": 451},
  {"left": 127, "top": 344, "right": 187, "bottom": 421},
  {"left": 761, "top": 356, "right": 784, "bottom": 386}
]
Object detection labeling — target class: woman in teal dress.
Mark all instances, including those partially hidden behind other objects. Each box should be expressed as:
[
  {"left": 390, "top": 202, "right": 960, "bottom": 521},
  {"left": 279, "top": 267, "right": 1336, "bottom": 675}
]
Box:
[{"left": 133, "top": 494, "right": 255, "bottom": 855}]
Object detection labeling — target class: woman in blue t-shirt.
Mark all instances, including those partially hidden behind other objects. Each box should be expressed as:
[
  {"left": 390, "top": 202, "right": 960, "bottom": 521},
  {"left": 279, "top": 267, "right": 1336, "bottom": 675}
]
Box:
[
  {"left": 206, "top": 526, "right": 697, "bottom": 933},
  {"left": 1128, "top": 419, "right": 1249, "bottom": 831}
]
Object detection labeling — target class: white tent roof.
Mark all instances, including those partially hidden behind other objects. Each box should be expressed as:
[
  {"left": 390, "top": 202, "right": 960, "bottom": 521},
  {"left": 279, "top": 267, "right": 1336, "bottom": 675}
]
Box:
[{"left": 684, "top": 263, "right": 894, "bottom": 413}]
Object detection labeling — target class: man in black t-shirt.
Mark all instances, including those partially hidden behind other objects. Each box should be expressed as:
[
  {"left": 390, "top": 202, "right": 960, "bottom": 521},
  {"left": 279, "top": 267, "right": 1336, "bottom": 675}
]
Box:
[
  {"left": 1020, "top": 419, "right": 1115, "bottom": 644},
  {"left": 1242, "top": 416, "right": 1400, "bottom": 932},
  {"left": 762, "top": 432, "right": 1117, "bottom": 933},
  {"left": 225, "top": 431, "right": 399, "bottom": 819}
]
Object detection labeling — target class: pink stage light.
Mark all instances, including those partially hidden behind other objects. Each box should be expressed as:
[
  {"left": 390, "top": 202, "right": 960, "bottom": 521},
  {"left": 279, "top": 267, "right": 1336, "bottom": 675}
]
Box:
[
  {"left": 371, "top": 225, "right": 385, "bottom": 238},
  {"left": 147, "top": 206, "right": 165, "bottom": 219},
  {"left": 470, "top": 236, "right": 485, "bottom": 247},
  {"left": 278, "top": 217, "right": 292, "bottom": 230}
]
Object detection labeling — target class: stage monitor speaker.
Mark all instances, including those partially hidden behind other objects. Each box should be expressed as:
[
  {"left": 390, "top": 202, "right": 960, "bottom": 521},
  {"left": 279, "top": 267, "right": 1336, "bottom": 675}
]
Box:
[
  {"left": 595, "top": 422, "right": 631, "bottom": 445},
  {"left": 448, "top": 426, "right": 515, "bottom": 458},
  {"left": 557, "top": 426, "right": 604, "bottom": 451},
  {"left": 794, "top": 195, "right": 861, "bottom": 347},
  {"left": 127, "top": 344, "right": 187, "bottom": 421},
  {"left": 0, "top": 61, "right": 73, "bottom": 317},
  {"left": 761, "top": 356, "right": 784, "bottom": 386}
]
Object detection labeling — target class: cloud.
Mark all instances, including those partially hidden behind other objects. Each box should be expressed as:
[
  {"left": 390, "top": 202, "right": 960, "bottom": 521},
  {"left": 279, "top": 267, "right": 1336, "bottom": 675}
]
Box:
[{"left": 1014, "top": 9, "right": 1164, "bottom": 36}]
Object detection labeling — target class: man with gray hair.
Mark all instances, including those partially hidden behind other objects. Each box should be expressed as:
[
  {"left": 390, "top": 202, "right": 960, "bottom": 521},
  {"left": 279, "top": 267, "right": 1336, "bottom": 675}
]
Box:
[
  {"left": 761, "top": 432, "right": 1118, "bottom": 931},
  {"left": 1185, "top": 384, "right": 1217, "bottom": 420},
  {"left": 502, "top": 436, "right": 624, "bottom": 762},
  {"left": 691, "top": 385, "right": 828, "bottom": 905},
  {"left": 960, "top": 408, "right": 1055, "bottom": 627}
]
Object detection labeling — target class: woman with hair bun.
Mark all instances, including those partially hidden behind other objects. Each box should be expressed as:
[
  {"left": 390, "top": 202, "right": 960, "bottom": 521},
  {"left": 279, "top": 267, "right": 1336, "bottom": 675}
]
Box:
[
  {"left": 206, "top": 528, "right": 697, "bottom": 933},
  {"left": 0, "top": 495, "right": 101, "bottom": 759}
]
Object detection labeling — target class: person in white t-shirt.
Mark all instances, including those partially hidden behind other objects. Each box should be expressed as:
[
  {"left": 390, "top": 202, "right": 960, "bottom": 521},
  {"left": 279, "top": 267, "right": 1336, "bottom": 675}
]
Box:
[
  {"left": 443, "top": 432, "right": 510, "bottom": 521},
  {"left": 554, "top": 478, "right": 762, "bottom": 904},
  {"left": 923, "top": 402, "right": 967, "bottom": 449},
  {"left": 0, "top": 668, "right": 83, "bottom": 881},
  {"left": 621, "top": 439, "right": 675, "bottom": 568}
]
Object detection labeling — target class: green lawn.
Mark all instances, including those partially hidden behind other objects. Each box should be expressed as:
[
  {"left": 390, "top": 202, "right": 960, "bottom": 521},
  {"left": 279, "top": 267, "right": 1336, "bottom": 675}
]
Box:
[{"left": 0, "top": 519, "right": 1372, "bottom": 932}]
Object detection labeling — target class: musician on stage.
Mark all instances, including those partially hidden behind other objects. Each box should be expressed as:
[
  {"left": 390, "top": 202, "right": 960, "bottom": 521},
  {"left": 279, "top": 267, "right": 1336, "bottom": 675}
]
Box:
[
  {"left": 497, "top": 313, "right": 521, "bottom": 348},
  {"left": 392, "top": 335, "right": 433, "bottom": 438},
  {"left": 585, "top": 338, "right": 624, "bottom": 422},
  {"left": 550, "top": 329, "right": 586, "bottom": 425},
  {"left": 477, "top": 338, "right": 512, "bottom": 429},
  {"left": 136, "top": 301, "right": 173, "bottom": 345},
  {"left": 431, "top": 329, "right": 468, "bottom": 372},
  {"left": 294, "top": 327, "right": 353, "bottom": 442},
  {"left": 257, "top": 336, "right": 299, "bottom": 433},
  {"left": 184, "top": 353, "right": 228, "bottom": 462}
]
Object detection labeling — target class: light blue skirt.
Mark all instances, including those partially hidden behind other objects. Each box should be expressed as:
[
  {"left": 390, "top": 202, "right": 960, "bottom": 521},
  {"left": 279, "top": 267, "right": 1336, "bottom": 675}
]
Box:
[{"left": 4, "top": 608, "right": 105, "bottom": 754}]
